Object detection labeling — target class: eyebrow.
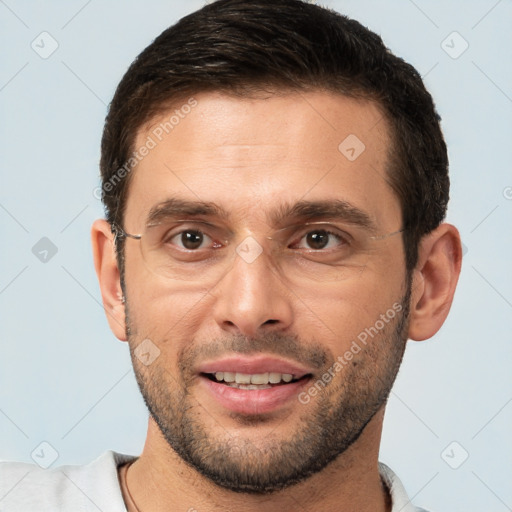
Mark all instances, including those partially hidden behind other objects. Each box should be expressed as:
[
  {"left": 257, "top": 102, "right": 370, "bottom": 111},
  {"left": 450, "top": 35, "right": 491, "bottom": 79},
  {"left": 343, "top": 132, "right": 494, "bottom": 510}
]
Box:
[
  {"left": 146, "top": 198, "right": 228, "bottom": 226},
  {"left": 146, "top": 197, "right": 377, "bottom": 232},
  {"left": 269, "top": 199, "right": 376, "bottom": 231}
]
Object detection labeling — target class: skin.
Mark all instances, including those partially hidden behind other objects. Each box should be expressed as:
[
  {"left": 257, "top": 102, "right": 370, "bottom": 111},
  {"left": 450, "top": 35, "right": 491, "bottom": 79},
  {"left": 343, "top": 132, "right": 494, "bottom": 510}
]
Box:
[{"left": 92, "top": 90, "right": 462, "bottom": 512}]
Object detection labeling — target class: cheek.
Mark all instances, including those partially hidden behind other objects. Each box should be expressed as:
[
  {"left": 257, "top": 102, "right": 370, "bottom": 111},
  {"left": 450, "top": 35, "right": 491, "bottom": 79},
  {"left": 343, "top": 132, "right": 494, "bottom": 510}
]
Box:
[
  {"left": 124, "top": 239, "right": 208, "bottom": 304},
  {"left": 295, "top": 272, "right": 404, "bottom": 346},
  {"left": 125, "top": 270, "right": 211, "bottom": 348}
]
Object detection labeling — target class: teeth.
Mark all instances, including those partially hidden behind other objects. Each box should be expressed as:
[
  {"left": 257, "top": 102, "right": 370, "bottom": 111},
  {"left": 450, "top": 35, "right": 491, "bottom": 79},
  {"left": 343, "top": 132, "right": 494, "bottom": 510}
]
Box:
[
  {"left": 212, "top": 371, "right": 298, "bottom": 385},
  {"left": 223, "top": 372, "right": 236, "bottom": 382},
  {"left": 227, "top": 383, "right": 272, "bottom": 390},
  {"left": 251, "top": 372, "right": 269, "bottom": 385},
  {"left": 269, "top": 372, "right": 282, "bottom": 383},
  {"left": 235, "top": 373, "right": 252, "bottom": 384}
]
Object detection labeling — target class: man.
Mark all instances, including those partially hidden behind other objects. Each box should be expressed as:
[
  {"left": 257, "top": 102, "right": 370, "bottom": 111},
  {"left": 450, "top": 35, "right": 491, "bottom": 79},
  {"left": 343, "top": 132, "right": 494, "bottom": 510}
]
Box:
[{"left": 0, "top": 0, "right": 461, "bottom": 510}]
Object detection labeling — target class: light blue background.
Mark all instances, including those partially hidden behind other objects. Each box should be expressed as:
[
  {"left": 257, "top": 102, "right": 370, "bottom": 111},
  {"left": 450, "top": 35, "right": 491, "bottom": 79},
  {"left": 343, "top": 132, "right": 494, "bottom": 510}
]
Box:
[{"left": 1, "top": 1, "right": 511, "bottom": 511}]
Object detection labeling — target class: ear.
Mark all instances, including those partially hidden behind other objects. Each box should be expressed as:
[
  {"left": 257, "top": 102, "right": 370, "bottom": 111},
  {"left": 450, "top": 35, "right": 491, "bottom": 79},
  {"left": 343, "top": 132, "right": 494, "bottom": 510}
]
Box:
[
  {"left": 91, "top": 219, "right": 127, "bottom": 341},
  {"left": 408, "top": 223, "right": 462, "bottom": 341}
]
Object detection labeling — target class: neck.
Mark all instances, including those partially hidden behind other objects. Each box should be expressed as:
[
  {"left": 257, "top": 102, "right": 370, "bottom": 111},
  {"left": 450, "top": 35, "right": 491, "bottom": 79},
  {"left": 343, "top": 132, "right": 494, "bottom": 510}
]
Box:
[{"left": 121, "top": 410, "right": 391, "bottom": 512}]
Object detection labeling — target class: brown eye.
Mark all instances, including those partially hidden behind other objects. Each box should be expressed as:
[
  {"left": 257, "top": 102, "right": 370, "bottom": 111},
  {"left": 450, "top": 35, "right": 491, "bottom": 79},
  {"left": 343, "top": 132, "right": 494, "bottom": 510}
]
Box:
[
  {"left": 169, "top": 230, "right": 211, "bottom": 250},
  {"left": 295, "top": 229, "right": 347, "bottom": 251},
  {"left": 181, "top": 231, "right": 204, "bottom": 249},
  {"left": 306, "top": 231, "right": 330, "bottom": 249}
]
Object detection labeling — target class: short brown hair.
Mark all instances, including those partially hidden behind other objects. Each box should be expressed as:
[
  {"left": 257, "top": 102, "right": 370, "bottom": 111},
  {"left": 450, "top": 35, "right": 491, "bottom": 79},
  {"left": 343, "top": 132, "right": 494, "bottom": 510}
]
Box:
[{"left": 100, "top": 0, "right": 449, "bottom": 282}]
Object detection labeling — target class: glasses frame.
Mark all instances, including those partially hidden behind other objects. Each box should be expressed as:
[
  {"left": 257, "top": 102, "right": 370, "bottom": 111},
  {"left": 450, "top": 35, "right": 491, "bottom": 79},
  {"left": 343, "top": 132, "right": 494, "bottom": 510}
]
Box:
[
  {"left": 111, "top": 220, "right": 405, "bottom": 284},
  {"left": 113, "top": 221, "right": 405, "bottom": 244}
]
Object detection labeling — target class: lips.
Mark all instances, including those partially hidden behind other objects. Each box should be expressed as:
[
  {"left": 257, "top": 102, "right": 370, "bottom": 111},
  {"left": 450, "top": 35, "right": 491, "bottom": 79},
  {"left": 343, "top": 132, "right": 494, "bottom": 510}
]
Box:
[
  {"left": 198, "top": 355, "right": 311, "bottom": 377},
  {"left": 197, "top": 355, "right": 313, "bottom": 415}
]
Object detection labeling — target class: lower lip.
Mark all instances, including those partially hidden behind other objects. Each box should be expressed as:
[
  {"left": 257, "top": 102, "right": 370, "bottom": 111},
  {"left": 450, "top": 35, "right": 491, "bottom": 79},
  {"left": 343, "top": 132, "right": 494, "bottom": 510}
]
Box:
[{"left": 199, "top": 376, "right": 310, "bottom": 415}]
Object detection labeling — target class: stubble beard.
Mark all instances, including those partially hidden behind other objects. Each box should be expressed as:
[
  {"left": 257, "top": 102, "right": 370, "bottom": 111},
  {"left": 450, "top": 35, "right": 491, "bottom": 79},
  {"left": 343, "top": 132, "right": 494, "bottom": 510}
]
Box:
[{"left": 125, "top": 284, "right": 411, "bottom": 494}]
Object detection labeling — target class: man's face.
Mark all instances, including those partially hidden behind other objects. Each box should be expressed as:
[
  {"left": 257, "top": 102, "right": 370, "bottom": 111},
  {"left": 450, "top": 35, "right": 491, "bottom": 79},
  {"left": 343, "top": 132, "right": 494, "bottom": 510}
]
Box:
[{"left": 122, "top": 90, "right": 409, "bottom": 493}]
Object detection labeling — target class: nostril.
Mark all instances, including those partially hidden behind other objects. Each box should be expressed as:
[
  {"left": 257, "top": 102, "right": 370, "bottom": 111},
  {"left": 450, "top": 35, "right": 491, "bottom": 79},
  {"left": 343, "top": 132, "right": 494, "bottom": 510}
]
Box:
[{"left": 264, "top": 319, "right": 279, "bottom": 325}]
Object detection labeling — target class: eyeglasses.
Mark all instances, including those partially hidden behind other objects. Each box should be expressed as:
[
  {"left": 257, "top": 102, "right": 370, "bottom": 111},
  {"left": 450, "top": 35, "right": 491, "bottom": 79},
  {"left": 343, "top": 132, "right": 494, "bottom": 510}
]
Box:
[{"left": 113, "top": 220, "right": 404, "bottom": 286}]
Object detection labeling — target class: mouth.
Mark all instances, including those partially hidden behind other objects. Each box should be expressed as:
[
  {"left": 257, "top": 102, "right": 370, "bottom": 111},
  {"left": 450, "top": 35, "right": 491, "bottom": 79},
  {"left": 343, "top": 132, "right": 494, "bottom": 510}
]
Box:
[
  {"left": 197, "top": 356, "right": 314, "bottom": 415},
  {"left": 201, "top": 371, "right": 310, "bottom": 390}
]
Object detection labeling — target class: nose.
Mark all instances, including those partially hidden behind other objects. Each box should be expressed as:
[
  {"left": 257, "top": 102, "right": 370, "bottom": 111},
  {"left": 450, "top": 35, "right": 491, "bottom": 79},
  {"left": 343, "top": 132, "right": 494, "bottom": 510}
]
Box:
[{"left": 211, "top": 241, "right": 294, "bottom": 338}]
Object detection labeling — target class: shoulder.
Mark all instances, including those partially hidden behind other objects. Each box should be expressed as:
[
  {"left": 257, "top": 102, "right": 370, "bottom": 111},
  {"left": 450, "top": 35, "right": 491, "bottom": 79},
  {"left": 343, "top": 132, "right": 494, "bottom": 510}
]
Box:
[
  {"left": 379, "top": 462, "right": 433, "bottom": 512},
  {"left": 0, "top": 450, "right": 137, "bottom": 512}
]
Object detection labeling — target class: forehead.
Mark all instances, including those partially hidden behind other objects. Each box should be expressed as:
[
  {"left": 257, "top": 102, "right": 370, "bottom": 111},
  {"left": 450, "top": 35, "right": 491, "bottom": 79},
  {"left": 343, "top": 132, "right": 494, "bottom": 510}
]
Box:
[{"left": 125, "top": 90, "right": 400, "bottom": 231}]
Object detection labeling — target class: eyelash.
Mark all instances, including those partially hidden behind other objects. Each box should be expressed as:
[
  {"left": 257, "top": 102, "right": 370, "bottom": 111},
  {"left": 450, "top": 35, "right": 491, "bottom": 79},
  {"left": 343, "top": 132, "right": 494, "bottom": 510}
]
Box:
[
  {"left": 291, "top": 229, "right": 349, "bottom": 251},
  {"left": 165, "top": 227, "right": 350, "bottom": 251}
]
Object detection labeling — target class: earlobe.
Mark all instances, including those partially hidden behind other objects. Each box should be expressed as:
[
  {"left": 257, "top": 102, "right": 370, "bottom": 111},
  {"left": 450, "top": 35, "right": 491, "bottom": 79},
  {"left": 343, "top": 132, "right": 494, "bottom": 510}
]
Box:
[
  {"left": 408, "top": 223, "right": 462, "bottom": 341},
  {"left": 91, "top": 219, "right": 128, "bottom": 341}
]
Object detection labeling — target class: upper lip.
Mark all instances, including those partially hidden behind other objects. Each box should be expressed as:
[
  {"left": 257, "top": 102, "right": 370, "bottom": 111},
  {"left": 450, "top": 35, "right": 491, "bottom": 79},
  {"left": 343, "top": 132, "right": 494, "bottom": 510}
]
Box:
[{"left": 197, "top": 355, "right": 312, "bottom": 379}]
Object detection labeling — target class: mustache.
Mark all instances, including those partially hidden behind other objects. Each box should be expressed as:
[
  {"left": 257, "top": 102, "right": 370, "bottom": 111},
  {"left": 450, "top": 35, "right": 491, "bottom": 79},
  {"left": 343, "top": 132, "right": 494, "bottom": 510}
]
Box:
[{"left": 179, "top": 331, "right": 329, "bottom": 374}]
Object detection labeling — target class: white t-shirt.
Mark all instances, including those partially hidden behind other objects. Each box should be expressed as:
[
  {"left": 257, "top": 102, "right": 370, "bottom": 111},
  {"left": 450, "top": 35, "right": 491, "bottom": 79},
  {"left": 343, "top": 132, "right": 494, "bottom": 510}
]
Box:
[{"left": 0, "top": 451, "right": 430, "bottom": 511}]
